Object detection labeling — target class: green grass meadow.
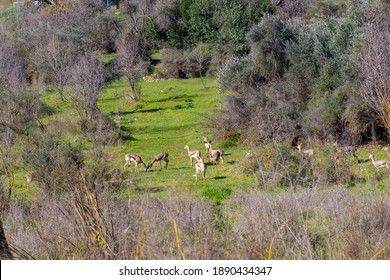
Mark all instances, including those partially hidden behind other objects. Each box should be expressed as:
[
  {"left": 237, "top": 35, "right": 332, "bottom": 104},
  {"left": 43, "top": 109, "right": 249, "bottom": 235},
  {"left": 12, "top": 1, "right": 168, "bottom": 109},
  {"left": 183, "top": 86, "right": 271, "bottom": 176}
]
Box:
[{"left": 11, "top": 77, "right": 256, "bottom": 202}]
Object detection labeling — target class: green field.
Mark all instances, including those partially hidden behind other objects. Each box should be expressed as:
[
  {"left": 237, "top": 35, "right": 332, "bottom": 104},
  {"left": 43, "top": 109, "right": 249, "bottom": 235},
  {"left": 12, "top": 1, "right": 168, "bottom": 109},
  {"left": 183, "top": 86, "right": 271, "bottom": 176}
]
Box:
[{"left": 11, "top": 77, "right": 258, "bottom": 202}]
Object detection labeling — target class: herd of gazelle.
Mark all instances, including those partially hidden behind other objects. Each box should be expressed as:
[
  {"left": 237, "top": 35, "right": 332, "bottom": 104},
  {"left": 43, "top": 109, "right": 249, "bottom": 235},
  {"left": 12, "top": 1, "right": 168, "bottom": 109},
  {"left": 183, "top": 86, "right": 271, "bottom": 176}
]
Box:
[
  {"left": 23, "top": 139, "right": 390, "bottom": 187},
  {"left": 298, "top": 140, "right": 390, "bottom": 171},
  {"left": 121, "top": 136, "right": 223, "bottom": 181}
]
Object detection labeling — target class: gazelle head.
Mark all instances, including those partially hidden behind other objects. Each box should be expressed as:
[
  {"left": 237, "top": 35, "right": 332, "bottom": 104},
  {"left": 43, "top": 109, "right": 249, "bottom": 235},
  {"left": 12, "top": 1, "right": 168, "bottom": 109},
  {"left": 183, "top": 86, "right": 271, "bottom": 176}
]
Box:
[{"left": 369, "top": 153, "right": 374, "bottom": 160}]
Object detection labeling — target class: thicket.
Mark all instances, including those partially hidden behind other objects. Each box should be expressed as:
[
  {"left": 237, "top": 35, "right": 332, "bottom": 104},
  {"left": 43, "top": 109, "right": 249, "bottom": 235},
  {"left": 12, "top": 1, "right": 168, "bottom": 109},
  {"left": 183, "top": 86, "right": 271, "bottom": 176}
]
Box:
[{"left": 215, "top": 0, "right": 390, "bottom": 146}]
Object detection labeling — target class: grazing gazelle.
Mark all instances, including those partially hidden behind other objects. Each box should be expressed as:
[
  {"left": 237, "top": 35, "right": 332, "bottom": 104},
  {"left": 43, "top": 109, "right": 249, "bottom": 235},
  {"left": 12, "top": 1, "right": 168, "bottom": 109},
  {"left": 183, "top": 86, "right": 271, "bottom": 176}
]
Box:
[
  {"left": 184, "top": 144, "right": 201, "bottom": 166},
  {"left": 147, "top": 152, "right": 169, "bottom": 170},
  {"left": 334, "top": 142, "right": 358, "bottom": 161},
  {"left": 203, "top": 136, "right": 211, "bottom": 156},
  {"left": 194, "top": 157, "right": 206, "bottom": 181},
  {"left": 25, "top": 172, "right": 33, "bottom": 189},
  {"left": 208, "top": 141, "right": 224, "bottom": 163},
  {"left": 368, "top": 153, "right": 390, "bottom": 170},
  {"left": 297, "top": 142, "right": 314, "bottom": 156},
  {"left": 124, "top": 154, "right": 148, "bottom": 172}
]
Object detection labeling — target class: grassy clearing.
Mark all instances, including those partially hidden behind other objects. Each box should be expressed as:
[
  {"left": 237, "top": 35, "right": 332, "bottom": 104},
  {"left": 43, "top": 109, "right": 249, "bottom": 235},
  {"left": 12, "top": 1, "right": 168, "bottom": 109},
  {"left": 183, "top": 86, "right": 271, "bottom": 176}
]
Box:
[
  {"left": 99, "top": 77, "right": 255, "bottom": 201},
  {"left": 10, "top": 77, "right": 255, "bottom": 202}
]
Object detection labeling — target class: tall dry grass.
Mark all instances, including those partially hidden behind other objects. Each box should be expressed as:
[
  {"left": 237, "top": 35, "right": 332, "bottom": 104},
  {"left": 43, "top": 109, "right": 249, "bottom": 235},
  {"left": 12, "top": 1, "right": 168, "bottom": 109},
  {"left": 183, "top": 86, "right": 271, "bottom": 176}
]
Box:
[{"left": 2, "top": 187, "right": 389, "bottom": 259}]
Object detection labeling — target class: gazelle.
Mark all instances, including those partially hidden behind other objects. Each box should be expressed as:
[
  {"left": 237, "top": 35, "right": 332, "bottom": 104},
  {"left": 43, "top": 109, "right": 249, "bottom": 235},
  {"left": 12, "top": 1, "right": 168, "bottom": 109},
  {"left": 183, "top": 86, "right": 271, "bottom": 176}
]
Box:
[
  {"left": 194, "top": 157, "right": 206, "bottom": 181},
  {"left": 124, "top": 153, "right": 148, "bottom": 172},
  {"left": 208, "top": 141, "right": 224, "bottom": 163},
  {"left": 368, "top": 153, "right": 390, "bottom": 170},
  {"left": 297, "top": 142, "right": 314, "bottom": 156},
  {"left": 147, "top": 152, "right": 169, "bottom": 170},
  {"left": 334, "top": 142, "right": 358, "bottom": 161},
  {"left": 25, "top": 172, "right": 33, "bottom": 189},
  {"left": 203, "top": 136, "right": 211, "bottom": 156},
  {"left": 184, "top": 144, "right": 201, "bottom": 166}
]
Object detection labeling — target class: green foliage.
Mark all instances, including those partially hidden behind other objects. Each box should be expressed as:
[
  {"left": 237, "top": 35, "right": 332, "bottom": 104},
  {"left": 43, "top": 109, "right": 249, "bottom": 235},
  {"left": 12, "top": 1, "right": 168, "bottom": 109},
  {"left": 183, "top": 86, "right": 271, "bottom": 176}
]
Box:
[
  {"left": 147, "top": 0, "right": 272, "bottom": 53},
  {"left": 216, "top": 4, "right": 366, "bottom": 144},
  {"left": 246, "top": 14, "right": 294, "bottom": 80}
]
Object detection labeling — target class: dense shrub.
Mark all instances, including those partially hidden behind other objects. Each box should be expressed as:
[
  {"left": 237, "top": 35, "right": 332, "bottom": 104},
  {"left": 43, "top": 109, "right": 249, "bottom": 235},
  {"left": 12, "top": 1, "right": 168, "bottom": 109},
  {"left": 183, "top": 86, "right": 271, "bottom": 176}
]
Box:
[
  {"left": 79, "top": 113, "right": 120, "bottom": 145},
  {"left": 233, "top": 142, "right": 354, "bottom": 190},
  {"left": 215, "top": 4, "right": 371, "bottom": 144},
  {"left": 23, "top": 136, "right": 83, "bottom": 196}
]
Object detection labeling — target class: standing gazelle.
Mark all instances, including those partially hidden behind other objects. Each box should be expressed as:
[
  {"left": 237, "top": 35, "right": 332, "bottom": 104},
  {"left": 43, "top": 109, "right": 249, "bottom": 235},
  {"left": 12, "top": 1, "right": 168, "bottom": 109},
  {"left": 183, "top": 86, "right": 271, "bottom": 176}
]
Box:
[
  {"left": 368, "top": 153, "right": 390, "bottom": 170},
  {"left": 147, "top": 152, "right": 169, "bottom": 170},
  {"left": 208, "top": 141, "right": 224, "bottom": 163},
  {"left": 25, "top": 172, "right": 33, "bottom": 189},
  {"left": 184, "top": 144, "right": 201, "bottom": 166},
  {"left": 194, "top": 157, "right": 206, "bottom": 181},
  {"left": 124, "top": 154, "right": 148, "bottom": 172},
  {"left": 203, "top": 136, "right": 211, "bottom": 156}
]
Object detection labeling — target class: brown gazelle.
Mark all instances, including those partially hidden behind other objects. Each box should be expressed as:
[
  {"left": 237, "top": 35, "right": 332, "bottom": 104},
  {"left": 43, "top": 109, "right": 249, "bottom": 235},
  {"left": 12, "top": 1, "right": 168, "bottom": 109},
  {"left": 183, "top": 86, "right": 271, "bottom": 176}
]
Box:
[
  {"left": 147, "top": 152, "right": 169, "bottom": 170},
  {"left": 184, "top": 144, "right": 201, "bottom": 166},
  {"left": 368, "top": 153, "right": 390, "bottom": 170},
  {"left": 25, "top": 172, "right": 33, "bottom": 189},
  {"left": 203, "top": 136, "right": 211, "bottom": 156},
  {"left": 208, "top": 141, "right": 224, "bottom": 163},
  {"left": 124, "top": 153, "right": 148, "bottom": 172},
  {"left": 297, "top": 142, "right": 314, "bottom": 156},
  {"left": 194, "top": 157, "right": 206, "bottom": 181},
  {"left": 334, "top": 142, "right": 358, "bottom": 161}
]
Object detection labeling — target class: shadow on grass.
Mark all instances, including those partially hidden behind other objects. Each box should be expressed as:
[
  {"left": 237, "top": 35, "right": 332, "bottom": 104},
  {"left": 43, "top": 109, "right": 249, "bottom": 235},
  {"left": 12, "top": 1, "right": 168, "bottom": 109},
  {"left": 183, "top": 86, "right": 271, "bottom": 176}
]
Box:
[
  {"left": 135, "top": 186, "right": 163, "bottom": 193},
  {"left": 150, "top": 94, "right": 198, "bottom": 103},
  {"left": 213, "top": 176, "right": 227, "bottom": 180},
  {"left": 358, "top": 159, "right": 370, "bottom": 164},
  {"left": 111, "top": 108, "right": 164, "bottom": 116}
]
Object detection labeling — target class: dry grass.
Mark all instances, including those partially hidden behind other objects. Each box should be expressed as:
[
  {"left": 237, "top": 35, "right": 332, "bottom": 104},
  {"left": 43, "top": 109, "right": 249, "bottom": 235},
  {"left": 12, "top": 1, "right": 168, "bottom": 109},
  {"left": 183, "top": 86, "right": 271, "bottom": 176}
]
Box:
[{"left": 2, "top": 186, "right": 389, "bottom": 260}]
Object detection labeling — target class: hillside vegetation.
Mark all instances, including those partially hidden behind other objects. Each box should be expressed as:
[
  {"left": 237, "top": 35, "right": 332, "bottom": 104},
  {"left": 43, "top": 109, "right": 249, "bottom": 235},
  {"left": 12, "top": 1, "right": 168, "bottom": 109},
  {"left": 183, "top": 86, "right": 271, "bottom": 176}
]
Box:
[{"left": 0, "top": 0, "right": 389, "bottom": 260}]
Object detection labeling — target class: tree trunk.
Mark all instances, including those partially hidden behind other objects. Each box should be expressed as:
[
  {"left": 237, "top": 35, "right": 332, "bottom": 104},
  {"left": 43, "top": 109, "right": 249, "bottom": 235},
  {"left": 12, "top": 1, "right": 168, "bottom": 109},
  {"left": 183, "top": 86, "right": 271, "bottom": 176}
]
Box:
[{"left": 0, "top": 219, "right": 13, "bottom": 260}]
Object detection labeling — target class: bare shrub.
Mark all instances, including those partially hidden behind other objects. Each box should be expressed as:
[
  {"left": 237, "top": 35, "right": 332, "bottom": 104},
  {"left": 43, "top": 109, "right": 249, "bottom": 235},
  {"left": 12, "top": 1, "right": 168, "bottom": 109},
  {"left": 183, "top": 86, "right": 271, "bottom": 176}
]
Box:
[
  {"left": 115, "top": 31, "right": 147, "bottom": 102},
  {"left": 358, "top": 2, "right": 390, "bottom": 137},
  {"left": 69, "top": 53, "right": 106, "bottom": 121},
  {"left": 251, "top": 142, "right": 353, "bottom": 190},
  {"left": 224, "top": 188, "right": 390, "bottom": 259},
  {"left": 79, "top": 113, "right": 120, "bottom": 145},
  {"left": 23, "top": 136, "right": 83, "bottom": 196},
  {"left": 156, "top": 48, "right": 186, "bottom": 79}
]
